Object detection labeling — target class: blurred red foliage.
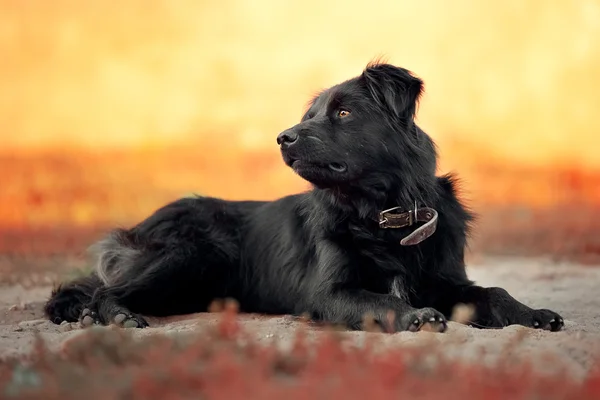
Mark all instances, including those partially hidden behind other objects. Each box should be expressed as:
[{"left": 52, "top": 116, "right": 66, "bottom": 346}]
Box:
[{"left": 1, "top": 306, "right": 600, "bottom": 399}]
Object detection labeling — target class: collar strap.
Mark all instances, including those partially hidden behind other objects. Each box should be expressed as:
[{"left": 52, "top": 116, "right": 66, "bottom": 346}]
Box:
[{"left": 378, "top": 203, "right": 438, "bottom": 246}]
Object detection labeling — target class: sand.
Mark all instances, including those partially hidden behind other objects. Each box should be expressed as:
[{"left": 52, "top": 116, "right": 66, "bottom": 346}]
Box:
[{"left": 1, "top": 256, "right": 599, "bottom": 378}]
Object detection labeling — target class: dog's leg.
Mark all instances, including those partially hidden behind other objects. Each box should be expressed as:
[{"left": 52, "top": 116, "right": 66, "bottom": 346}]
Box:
[
  {"left": 74, "top": 197, "right": 241, "bottom": 328},
  {"left": 308, "top": 241, "right": 447, "bottom": 332},
  {"left": 310, "top": 289, "right": 448, "bottom": 333},
  {"left": 434, "top": 284, "right": 564, "bottom": 331},
  {"left": 78, "top": 246, "right": 224, "bottom": 328},
  {"left": 80, "top": 287, "right": 149, "bottom": 328}
]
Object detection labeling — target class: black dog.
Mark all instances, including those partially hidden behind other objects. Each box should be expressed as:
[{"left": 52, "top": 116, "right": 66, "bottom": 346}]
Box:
[{"left": 45, "top": 62, "right": 564, "bottom": 333}]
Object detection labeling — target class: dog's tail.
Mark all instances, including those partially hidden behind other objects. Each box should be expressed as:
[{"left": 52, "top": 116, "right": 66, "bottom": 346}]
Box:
[
  {"left": 90, "top": 228, "right": 142, "bottom": 287},
  {"left": 45, "top": 228, "right": 139, "bottom": 324}
]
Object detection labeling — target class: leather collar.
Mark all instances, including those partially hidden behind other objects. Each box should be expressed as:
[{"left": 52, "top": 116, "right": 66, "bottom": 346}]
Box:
[{"left": 378, "top": 201, "right": 438, "bottom": 246}]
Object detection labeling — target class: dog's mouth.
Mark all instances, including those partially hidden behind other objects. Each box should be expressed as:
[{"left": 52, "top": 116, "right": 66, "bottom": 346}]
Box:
[
  {"left": 290, "top": 159, "right": 347, "bottom": 174},
  {"left": 327, "top": 162, "right": 347, "bottom": 173}
]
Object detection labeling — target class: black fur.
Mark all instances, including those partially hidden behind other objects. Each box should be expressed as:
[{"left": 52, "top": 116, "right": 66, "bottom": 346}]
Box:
[{"left": 45, "top": 62, "right": 564, "bottom": 332}]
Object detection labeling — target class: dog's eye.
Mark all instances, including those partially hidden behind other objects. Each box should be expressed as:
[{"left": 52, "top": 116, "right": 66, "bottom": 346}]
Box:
[{"left": 337, "top": 109, "right": 351, "bottom": 118}]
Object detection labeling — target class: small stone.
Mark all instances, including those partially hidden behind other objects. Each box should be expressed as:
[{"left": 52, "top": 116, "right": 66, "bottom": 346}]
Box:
[
  {"left": 123, "top": 320, "right": 139, "bottom": 329},
  {"left": 81, "top": 316, "right": 95, "bottom": 327},
  {"left": 113, "top": 314, "right": 127, "bottom": 325},
  {"left": 8, "top": 304, "right": 19, "bottom": 311}
]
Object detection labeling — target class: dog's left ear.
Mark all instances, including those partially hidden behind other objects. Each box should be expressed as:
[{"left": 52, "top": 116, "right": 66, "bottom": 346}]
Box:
[{"left": 361, "top": 63, "right": 424, "bottom": 120}]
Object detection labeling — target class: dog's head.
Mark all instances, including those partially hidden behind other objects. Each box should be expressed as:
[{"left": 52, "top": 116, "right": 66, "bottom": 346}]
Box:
[{"left": 277, "top": 62, "right": 437, "bottom": 190}]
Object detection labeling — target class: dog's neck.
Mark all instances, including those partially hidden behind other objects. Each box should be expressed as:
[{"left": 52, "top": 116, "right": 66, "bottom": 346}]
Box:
[{"left": 310, "top": 175, "right": 439, "bottom": 226}]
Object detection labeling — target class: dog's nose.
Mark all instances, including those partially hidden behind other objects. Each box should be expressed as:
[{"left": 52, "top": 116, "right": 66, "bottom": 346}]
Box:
[{"left": 277, "top": 129, "right": 298, "bottom": 146}]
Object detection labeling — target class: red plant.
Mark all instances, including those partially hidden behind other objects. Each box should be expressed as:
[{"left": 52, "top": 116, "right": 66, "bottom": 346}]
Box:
[{"left": 2, "top": 309, "right": 600, "bottom": 400}]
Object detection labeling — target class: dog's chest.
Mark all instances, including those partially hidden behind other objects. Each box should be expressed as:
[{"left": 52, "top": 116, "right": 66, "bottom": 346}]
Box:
[{"left": 389, "top": 276, "right": 409, "bottom": 301}]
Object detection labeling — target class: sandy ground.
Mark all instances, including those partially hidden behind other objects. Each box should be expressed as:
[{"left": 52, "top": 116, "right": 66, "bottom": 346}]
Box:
[{"left": 1, "top": 256, "right": 599, "bottom": 379}]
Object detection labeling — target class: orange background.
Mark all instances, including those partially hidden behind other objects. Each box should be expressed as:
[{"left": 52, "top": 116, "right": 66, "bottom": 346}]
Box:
[{"left": 1, "top": 0, "right": 599, "bottom": 231}]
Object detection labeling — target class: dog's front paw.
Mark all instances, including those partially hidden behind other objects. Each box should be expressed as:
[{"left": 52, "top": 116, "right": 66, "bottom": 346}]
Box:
[
  {"left": 527, "top": 309, "right": 564, "bottom": 332},
  {"left": 400, "top": 307, "right": 447, "bottom": 333},
  {"left": 484, "top": 308, "right": 565, "bottom": 332}
]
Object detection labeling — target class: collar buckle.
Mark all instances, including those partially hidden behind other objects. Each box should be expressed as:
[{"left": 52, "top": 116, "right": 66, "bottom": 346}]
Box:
[
  {"left": 378, "top": 201, "right": 418, "bottom": 229},
  {"left": 377, "top": 201, "right": 439, "bottom": 246}
]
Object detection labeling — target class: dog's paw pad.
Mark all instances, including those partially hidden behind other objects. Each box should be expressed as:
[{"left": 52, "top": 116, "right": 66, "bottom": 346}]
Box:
[{"left": 405, "top": 308, "right": 447, "bottom": 333}]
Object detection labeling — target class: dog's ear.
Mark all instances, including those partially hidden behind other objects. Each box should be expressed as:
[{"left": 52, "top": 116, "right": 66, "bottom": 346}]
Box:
[{"left": 361, "top": 63, "right": 423, "bottom": 120}]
